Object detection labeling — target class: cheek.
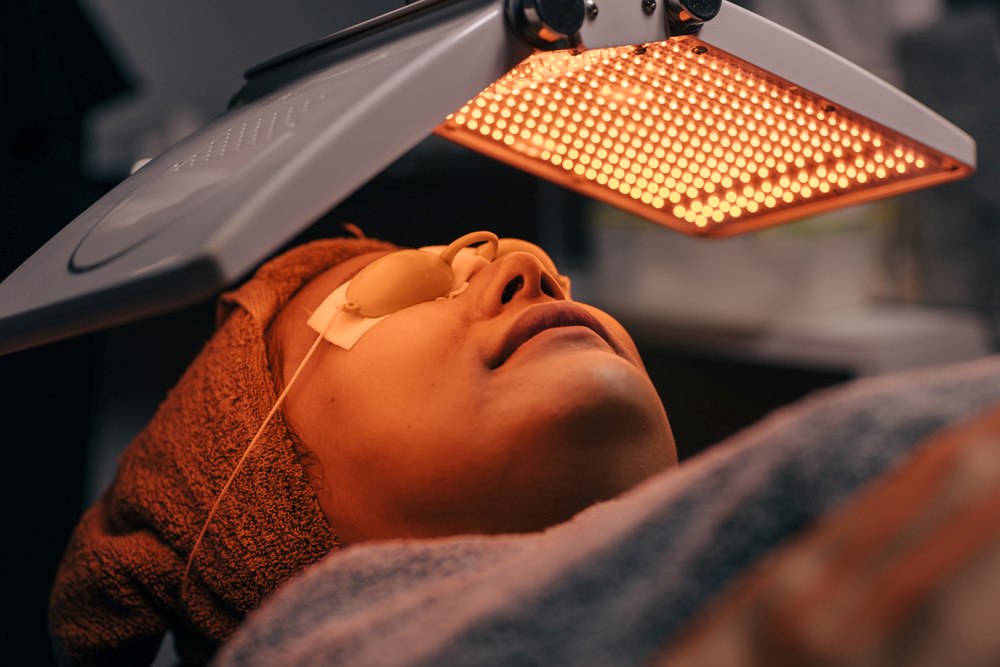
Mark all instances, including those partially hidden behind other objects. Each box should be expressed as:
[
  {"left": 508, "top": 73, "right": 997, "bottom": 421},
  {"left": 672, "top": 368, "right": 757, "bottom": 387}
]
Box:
[
  {"left": 352, "top": 310, "right": 464, "bottom": 394},
  {"left": 311, "top": 319, "right": 505, "bottom": 515},
  {"left": 322, "top": 305, "right": 487, "bottom": 449}
]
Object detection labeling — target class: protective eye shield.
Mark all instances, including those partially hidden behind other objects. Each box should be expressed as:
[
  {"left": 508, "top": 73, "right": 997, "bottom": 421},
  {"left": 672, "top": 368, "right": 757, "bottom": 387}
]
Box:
[{"left": 307, "top": 230, "right": 571, "bottom": 350}]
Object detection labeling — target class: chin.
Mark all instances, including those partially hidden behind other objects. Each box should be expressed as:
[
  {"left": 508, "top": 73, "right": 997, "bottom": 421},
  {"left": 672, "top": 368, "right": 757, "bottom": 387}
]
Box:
[
  {"left": 509, "top": 349, "right": 675, "bottom": 468},
  {"left": 550, "top": 348, "right": 661, "bottom": 415}
]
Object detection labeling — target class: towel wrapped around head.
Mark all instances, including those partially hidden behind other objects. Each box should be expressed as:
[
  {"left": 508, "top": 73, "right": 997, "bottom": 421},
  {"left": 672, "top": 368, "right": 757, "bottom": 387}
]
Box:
[{"left": 49, "top": 237, "right": 396, "bottom": 667}]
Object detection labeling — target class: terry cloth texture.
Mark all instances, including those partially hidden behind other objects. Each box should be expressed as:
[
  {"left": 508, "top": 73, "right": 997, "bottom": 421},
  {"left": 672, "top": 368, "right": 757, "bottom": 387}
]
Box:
[
  {"left": 214, "top": 356, "right": 1000, "bottom": 667},
  {"left": 49, "top": 237, "right": 396, "bottom": 667}
]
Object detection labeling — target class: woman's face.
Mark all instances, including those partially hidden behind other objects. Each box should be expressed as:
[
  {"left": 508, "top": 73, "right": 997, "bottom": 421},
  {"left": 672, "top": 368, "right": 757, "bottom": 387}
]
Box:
[{"left": 275, "top": 248, "right": 676, "bottom": 544}]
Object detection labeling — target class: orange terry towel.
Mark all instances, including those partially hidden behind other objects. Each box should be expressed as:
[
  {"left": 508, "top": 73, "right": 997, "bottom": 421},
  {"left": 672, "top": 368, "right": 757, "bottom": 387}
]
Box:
[{"left": 49, "top": 237, "right": 395, "bottom": 666}]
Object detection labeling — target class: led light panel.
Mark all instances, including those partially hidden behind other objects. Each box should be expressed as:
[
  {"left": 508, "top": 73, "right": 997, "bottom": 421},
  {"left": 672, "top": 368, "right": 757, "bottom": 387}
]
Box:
[
  {"left": 0, "top": 0, "right": 978, "bottom": 355},
  {"left": 439, "top": 37, "right": 972, "bottom": 237}
]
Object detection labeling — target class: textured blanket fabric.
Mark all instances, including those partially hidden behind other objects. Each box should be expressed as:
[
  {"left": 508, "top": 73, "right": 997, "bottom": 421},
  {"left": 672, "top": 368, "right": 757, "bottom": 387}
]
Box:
[
  {"left": 657, "top": 405, "right": 1000, "bottom": 667},
  {"left": 215, "top": 356, "right": 1000, "bottom": 667}
]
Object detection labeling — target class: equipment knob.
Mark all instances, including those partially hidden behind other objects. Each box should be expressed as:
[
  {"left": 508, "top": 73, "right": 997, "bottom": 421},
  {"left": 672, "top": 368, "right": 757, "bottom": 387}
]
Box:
[
  {"left": 665, "top": 0, "right": 721, "bottom": 32},
  {"left": 507, "top": 0, "right": 585, "bottom": 48}
]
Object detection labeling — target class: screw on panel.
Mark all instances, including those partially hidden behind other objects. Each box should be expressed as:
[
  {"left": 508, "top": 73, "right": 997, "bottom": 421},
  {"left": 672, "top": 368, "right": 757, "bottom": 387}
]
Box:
[
  {"left": 692, "top": 45, "right": 707, "bottom": 55},
  {"left": 642, "top": 0, "right": 656, "bottom": 15},
  {"left": 585, "top": 0, "right": 598, "bottom": 19}
]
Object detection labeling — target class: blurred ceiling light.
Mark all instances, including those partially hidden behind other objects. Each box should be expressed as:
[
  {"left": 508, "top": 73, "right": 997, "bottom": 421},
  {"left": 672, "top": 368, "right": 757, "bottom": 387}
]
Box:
[{"left": 0, "top": 0, "right": 975, "bottom": 354}]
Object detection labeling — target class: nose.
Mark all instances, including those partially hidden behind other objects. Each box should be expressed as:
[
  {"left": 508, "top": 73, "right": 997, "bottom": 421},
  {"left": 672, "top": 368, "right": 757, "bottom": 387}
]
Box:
[{"left": 475, "top": 251, "right": 566, "bottom": 317}]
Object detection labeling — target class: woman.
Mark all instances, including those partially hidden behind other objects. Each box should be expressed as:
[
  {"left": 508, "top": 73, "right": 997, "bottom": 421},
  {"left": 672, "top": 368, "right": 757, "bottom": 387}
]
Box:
[{"left": 49, "top": 232, "right": 676, "bottom": 666}]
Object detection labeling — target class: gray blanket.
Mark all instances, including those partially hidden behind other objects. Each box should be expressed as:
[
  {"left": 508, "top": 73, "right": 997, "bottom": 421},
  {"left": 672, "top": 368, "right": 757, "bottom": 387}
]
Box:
[{"left": 214, "top": 356, "right": 1000, "bottom": 667}]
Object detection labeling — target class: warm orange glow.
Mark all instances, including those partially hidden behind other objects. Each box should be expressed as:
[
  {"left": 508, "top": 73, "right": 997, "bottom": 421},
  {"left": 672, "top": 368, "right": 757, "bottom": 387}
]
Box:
[{"left": 437, "top": 37, "right": 970, "bottom": 237}]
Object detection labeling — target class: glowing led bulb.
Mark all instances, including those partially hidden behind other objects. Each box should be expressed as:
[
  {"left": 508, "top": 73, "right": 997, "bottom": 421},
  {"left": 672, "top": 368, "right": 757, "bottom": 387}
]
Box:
[{"left": 439, "top": 36, "right": 967, "bottom": 237}]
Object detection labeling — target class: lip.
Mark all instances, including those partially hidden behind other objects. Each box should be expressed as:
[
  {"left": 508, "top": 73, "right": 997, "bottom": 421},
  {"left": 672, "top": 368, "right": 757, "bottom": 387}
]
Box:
[{"left": 489, "top": 302, "right": 631, "bottom": 369}]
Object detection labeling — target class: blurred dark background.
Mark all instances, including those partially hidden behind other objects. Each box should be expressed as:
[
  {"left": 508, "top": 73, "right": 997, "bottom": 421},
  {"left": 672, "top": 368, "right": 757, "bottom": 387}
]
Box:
[{"left": 2, "top": 0, "right": 997, "bottom": 663}]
